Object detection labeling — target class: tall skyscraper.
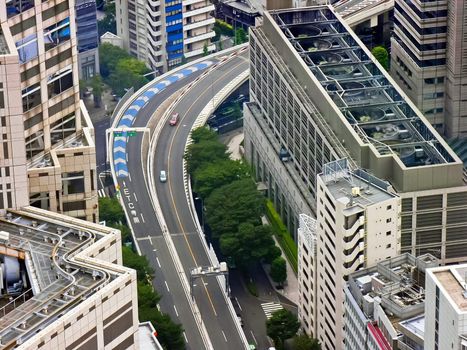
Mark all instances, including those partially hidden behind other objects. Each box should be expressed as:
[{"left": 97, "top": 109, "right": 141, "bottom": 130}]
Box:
[
  {"left": 390, "top": 0, "right": 467, "bottom": 137},
  {"left": 2, "top": 0, "right": 98, "bottom": 221},
  {"left": 116, "top": 0, "right": 215, "bottom": 73}
]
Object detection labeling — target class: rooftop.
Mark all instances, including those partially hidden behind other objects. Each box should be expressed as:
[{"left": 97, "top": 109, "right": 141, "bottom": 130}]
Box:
[
  {"left": 347, "top": 253, "right": 439, "bottom": 320},
  {"left": 269, "top": 6, "right": 457, "bottom": 168},
  {"left": 320, "top": 159, "right": 395, "bottom": 207},
  {"left": 432, "top": 265, "right": 467, "bottom": 312},
  {"left": 0, "top": 207, "right": 127, "bottom": 348}
]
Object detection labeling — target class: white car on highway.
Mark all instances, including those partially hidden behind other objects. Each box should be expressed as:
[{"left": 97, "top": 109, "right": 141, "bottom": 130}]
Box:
[{"left": 159, "top": 170, "right": 167, "bottom": 183}]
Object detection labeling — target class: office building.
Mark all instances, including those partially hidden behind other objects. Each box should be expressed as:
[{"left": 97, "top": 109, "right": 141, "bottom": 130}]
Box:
[
  {"left": 2, "top": 0, "right": 98, "bottom": 221},
  {"left": 76, "top": 0, "right": 100, "bottom": 80},
  {"left": 425, "top": 264, "right": 467, "bottom": 350},
  {"left": 390, "top": 0, "right": 467, "bottom": 137},
  {"left": 116, "top": 0, "right": 216, "bottom": 74},
  {"left": 0, "top": 206, "right": 139, "bottom": 349},
  {"left": 245, "top": 6, "right": 467, "bottom": 264},
  {"left": 344, "top": 253, "right": 439, "bottom": 350},
  {"left": 297, "top": 160, "right": 399, "bottom": 348}
]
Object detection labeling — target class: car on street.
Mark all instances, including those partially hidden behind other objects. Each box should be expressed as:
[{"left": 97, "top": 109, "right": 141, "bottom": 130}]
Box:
[
  {"left": 169, "top": 112, "right": 179, "bottom": 126},
  {"left": 159, "top": 170, "right": 167, "bottom": 183}
]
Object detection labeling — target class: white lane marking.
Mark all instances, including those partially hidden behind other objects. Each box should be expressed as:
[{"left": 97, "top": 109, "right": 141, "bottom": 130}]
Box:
[
  {"left": 165, "top": 281, "right": 170, "bottom": 292},
  {"left": 235, "top": 297, "right": 242, "bottom": 311},
  {"left": 123, "top": 181, "right": 126, "bottom": 187},
  {"left": 183, "top": 331, "right": 188, "bottom": 343},
  {"left": 134, "top": 193, "right": 138, "bottom": 202},
  {"left": 148, "top": 235, "right": 153, "bottom": 245},
  {"left": 128, "top": 172, "right": 132, "bottom": 182},
  {"left": 141, "top": 213, "right": 145, "bottom": 223},
  {"left": 126, "top": 153, "right": 128, "bottom": 162},
  {"left": 157, "top": 304, "right": 161, "bottom": 311},
  {"left": 156, "top": 257, "right": 161, "bottom": 268},
  {"left": 250, "top": 330, "right": 257, "bottom": 345},
  {"left": 221, "top": 330, "right": 227, "bottom": 342},
  {"left": 174, "top": 305, "right": 179, "bottom": 317}
]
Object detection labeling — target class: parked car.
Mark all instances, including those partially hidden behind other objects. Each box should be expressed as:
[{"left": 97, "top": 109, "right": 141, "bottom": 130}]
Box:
[
  {"left": 159, "top": 170, "right": 167, "bottom": 183},
  {"left": 169, "top": 112, "right": 179, "bottom": 126}
]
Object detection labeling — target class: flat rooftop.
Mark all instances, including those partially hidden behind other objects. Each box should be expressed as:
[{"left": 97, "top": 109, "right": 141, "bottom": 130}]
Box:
[
  {"left": 433, "top": 265, "right": 467, "bottom": 312},
  {"left": 270, "top": 7, "right": 456, "bottom": 168},
  {"left": 0, "top": 207, "right": 126, "bottom": 347},
  {"left": 320, "top": 159, "right": 395, "bottom": 207}
]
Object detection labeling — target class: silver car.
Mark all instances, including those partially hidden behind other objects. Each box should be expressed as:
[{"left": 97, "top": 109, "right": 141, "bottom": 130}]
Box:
[{"left": 159, "top": 170, "right": 167, "bottom": 183}]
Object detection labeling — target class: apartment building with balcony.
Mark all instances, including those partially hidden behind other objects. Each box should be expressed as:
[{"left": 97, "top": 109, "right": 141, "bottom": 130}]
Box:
[
  {"left": 297, "top": 160, "right": 399, "bottom": 349},
  {"left": 390, "top": 0, "right": 467, "bottom": 137},
  {"left": 116, "top": 0, "right": 215, "bottom": 74},
  {"left": 245, "top": 6, "right": 467, "bottom": 265},
  {"left": 2, "top": 0, "right": 98, "bottom": 222}
]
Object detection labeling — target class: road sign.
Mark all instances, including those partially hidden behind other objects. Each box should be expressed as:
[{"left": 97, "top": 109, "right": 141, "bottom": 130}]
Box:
[{"left": 114, "top": 131, "right": 137, "bottom": 137}]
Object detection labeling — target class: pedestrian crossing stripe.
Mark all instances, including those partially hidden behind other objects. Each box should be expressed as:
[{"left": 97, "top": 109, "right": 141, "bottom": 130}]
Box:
[{"left": 261, "top": 302, "right": 283, "bottom": 319}]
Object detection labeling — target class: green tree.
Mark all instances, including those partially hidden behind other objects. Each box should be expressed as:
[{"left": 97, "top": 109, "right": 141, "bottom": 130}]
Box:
[
  {"left": 264, "top": 245, "right": 282, "bottom": 264},
  {"left": 270, "top": 256, "right": 287, "bottom": 285},
  {"left": 122, "top": 246, "right": 154, "bottom": 282},
  {"left": 193, "top": 159, "right": 250, "bottom": 198},
  {"left": 98, "top": 2, "right": 116, "bottom": 36},
  {"left": 137, "top": 282, "right": 161, "bottom": 309},
  {"left": 235, "top": 28, "right": 248, "bottom": 45},
  {"left": 205, "top": 178, "right": 264, "bottom": 238},
  {"left": 371, "top": 45, "right": 389, "bottom": 70},
  {"left": 214, "top": 19, "right": 234, "bottom": 37},
  {"left": 98, "top": 197, "right": 125, "bottom": 225},
  {"left": 191, "top": 127, "right": 219, "bottom": 144},
  {"left": 79, "top": 79, "right": 87, "bottom": 99},
  {"left": 99, "top": 43, "right": 131, "bottom": 78},
  {"left": 266, "top": 309, "right": 300, "bottom": 349},
  {"left": 203, "top": 42, "right": 209, "bottom": 56},
  {"left": 220, "top": 223, "right": 277, "bottom": 269},
  {"left": 108, "top": 58, "right": 150, "bottom": 96},
  {"left": 185, "top": 140, "right": 230, "bottom": 175},
  {"left": 293, "top": 334, "right": 321, "bottom": 350},
  {"left": 90, "top": 75, "right": 103, "bottom": 107}
]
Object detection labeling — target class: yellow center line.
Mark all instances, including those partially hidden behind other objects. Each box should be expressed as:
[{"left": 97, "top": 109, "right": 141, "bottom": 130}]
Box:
[{"left": 166, "top": 58, "right": 248, "bottom": 317}]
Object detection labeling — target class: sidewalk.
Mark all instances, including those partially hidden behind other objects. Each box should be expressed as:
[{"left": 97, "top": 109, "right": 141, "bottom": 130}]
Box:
[
  {"left": 221, "top": 129, "right": 244, "bottom": 160},
  {"left": 83, "top": 88, "right": 118, "bottom": 124}
]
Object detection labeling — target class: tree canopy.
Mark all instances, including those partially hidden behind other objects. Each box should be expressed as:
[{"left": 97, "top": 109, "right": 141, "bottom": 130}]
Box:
[
  {"left": 220, "top": 223, "right": 277, "bottom": 268},
  {"left": 293, "top": 334, "right": 321, "bottom": 350},
  {"left": 371, "top": 46, "right": 389, "bottom": 70},
  {"left": 122, "top": 246, "right": 154, "bottom": 282},
  {"left": 99, "top": 43, "right": 132, "bottom": 78},
  {"left": 184, "top": 140, "right": 230, "bottom": 175},
  {"left": 193, "top": 159, "right": 250, "bottom": 199},
  {"left": 108, "top": 58, "right": 150, "bottom": 96},
  {"left": 235, "top": 28, "right": 248, "bottom": 45},
  {"left": 98, "top": 197, "right": 125, "bottom": 225},
  {"left": 98, "top": 2, "right": 116, "bottom": 36},
  {"left": 266, "top": 309, "right": 300, "bottom": 349},
  {"left": 191, "top": 127, "right": 219, "bottom": 144},
  {"left": 205, "top": 178, "right": 264, "bottom": 237},
  {"left": 270, "top": 256, "right": 287, "bottom": 285}
]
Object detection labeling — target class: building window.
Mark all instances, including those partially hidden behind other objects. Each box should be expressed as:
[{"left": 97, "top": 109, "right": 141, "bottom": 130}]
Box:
[
  {"left": 62, "top": 171, "right": 85, "bottom": 195},
  {"left": 47, "top": 65, "right": 73, "bottom": 98},
  {"left": 16, "top": 33, "right": 38, "bottom": 63},
  {"left": 50, "top": 113, "right": 76, "bottom": 145},
  {"left": 44, "top": 17, "right": 71, "bottom": 51},
  {"left": 22, "top": 83, "right": 41, "bottom": 112},
  {"left": 7, "top": 0, "right": 35, "bottom": 18}
]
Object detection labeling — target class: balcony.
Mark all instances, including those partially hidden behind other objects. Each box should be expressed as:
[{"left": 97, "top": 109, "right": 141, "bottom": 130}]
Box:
[
  {"left": 183, "top": 4, "right": 214, "bottom": 18},
  {"left": 184, "top": 31, "right": 215, "bottom": 44},
  {"left": 184, "top": 17, "right": 215, "bottom": 31}
]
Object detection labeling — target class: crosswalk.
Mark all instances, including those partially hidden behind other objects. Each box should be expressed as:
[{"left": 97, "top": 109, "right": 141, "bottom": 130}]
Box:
[
  {"left": 98, "top": 189, "right": 106, "bottom": 198},
  {"left": 261, "top": 302, "right": 283, "bottom": 319}
]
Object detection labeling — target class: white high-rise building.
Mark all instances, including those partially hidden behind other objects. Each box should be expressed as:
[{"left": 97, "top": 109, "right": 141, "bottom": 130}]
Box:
[
  {"left": 425, "top": 264, "right": 467, "bottom": 350},
  {"left": 298, "top": 160, "right": 400, "bottom": 349},
  {"left": 116, "top": 0, "right": 215, "bottom": 73}
]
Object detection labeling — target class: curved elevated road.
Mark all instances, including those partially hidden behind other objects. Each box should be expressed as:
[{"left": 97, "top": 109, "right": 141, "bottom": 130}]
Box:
[{"left": 110, "top": 49, "right": 249, "bottom": 349}]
